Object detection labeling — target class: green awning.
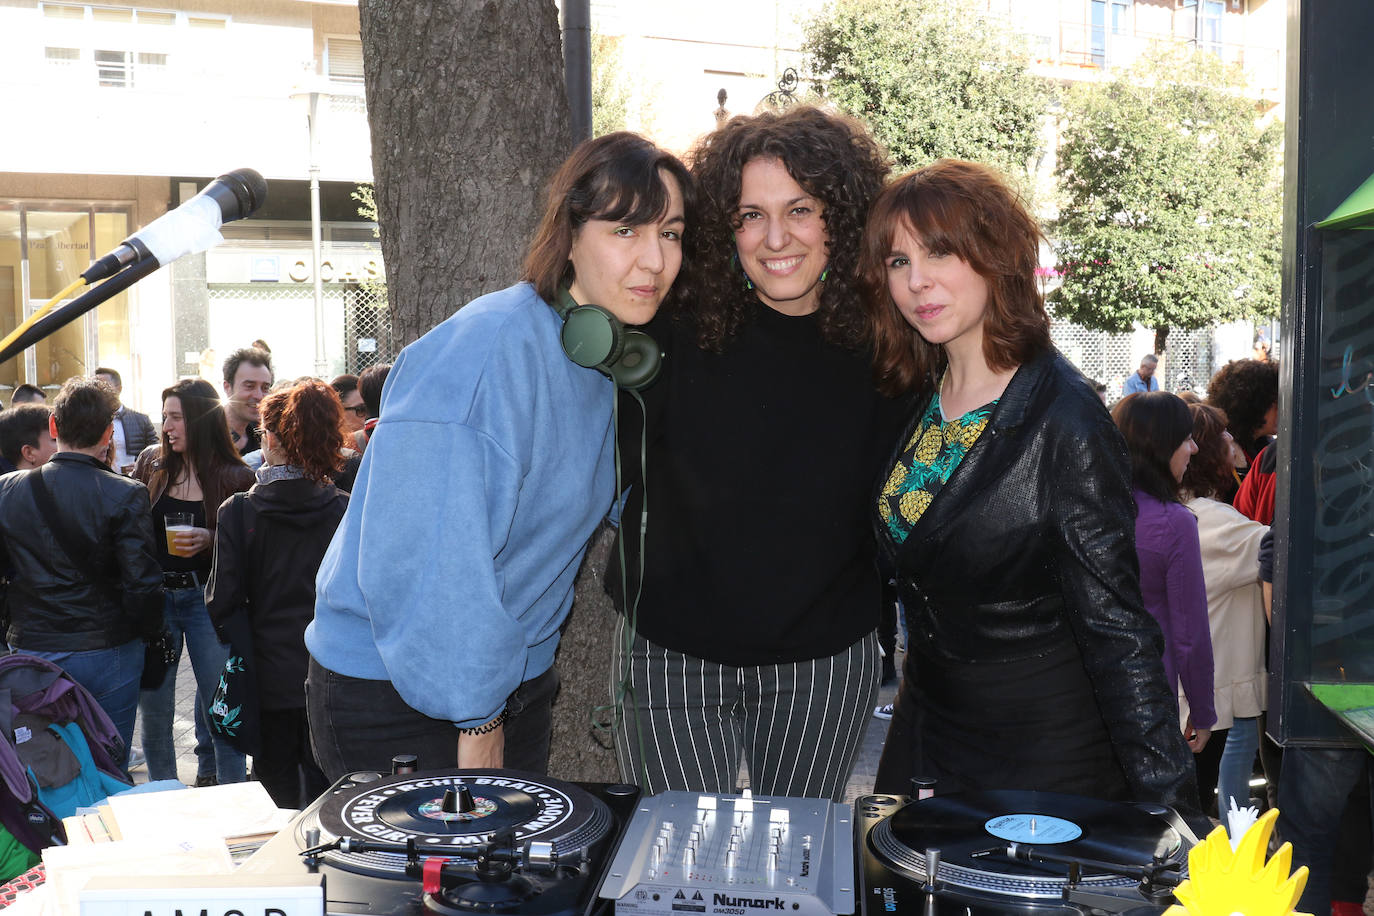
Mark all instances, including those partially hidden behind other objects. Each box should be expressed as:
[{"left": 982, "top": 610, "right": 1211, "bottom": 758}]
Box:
[{"left": 1317, "top": 171, "right": 1374, "bottom": 229}]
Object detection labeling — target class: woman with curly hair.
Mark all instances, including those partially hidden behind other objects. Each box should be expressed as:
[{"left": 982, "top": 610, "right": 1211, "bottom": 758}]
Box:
[
  {"left": 864, "top": 161, "right": 1206, "bottom": 830},
  {"left": 206, "top": 379, "right": 349, "bottom": 807},
  {"left": 609, "top": 106, "right": 897, "bottom": 801},
  {"left": 1205, "top": 358, "right": 1279, "bottom": 465},
  {"left": 1180, "top": 402, "right": 1268, "bottom": 815}
]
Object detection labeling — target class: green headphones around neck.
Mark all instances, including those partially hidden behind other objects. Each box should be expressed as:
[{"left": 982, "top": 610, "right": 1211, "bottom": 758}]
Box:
[{"left": 555, "top": 287, "right": 662, "bottom": 391}]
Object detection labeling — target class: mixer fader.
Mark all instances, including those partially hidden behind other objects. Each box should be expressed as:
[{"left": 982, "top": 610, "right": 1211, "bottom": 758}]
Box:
[{"left": 598, "top": 790, "right": 854, "bottom": 916}]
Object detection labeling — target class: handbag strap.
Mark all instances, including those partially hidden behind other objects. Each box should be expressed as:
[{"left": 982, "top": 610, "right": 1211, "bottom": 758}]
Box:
[
  {"left": 27, "top": 466, "right": 112, "bottom": 589},
  {"left": 232, "top": 492, "right": 253, "bottom": 606}
]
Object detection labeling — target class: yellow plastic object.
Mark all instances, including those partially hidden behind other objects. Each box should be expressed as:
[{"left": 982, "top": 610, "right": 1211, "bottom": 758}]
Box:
[
  {"left": 1163, "top": 809, "right": 1310, "bottom": 916},
  {"left": 0, "top": 276, "right": 87, "bottom": 354}
]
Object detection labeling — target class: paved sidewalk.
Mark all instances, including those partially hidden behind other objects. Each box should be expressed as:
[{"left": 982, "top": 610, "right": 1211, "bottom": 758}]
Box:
[
  {"left": 128, "top": 648, "right": 213, "bottom": 786},
  {"left": 843, "top": 655, "right": 900, "bottom": 804}
]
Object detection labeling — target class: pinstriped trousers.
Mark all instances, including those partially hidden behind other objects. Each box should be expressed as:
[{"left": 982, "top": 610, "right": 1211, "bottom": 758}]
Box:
[{"left": 611, "top": 616, "right": 879, "bottom": 802}]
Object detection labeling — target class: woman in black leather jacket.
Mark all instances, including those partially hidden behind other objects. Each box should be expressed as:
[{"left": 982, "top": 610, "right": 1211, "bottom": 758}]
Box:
[{"left": 859, "top": 160, "right": 1204, "bottom": 826}]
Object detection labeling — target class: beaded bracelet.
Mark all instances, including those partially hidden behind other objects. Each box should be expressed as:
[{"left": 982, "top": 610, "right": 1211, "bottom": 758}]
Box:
[{"left": 458, "top": 709, "right": 508, "bottom": 736}]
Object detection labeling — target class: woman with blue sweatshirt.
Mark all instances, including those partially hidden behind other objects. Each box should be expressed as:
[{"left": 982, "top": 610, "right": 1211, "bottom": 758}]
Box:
[{"left": 305, "top": 132, "right": 695, "bottom": 778}]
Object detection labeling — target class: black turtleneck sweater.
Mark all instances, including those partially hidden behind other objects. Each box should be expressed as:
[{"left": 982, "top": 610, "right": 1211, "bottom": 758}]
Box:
[{"left": 611, "top": 306, "right": 904, "bottom": 667}]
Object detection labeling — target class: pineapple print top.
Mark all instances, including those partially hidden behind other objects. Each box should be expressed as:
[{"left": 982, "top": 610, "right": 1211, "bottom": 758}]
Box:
[{"left": 878, "top": 392, "right": 997, "bottom": 544}]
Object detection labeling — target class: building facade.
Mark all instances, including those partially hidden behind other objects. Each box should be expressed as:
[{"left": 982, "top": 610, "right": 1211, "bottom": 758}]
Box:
[
  {"left": 0, "top": 0, "right": 378, "bottom": 412},
  {"left": 0, "top": 0, "right": 1284, "bottom": 410}
]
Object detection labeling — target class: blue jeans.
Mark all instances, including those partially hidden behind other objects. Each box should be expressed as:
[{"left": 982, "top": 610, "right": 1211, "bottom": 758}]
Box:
[
  {"left": 1217, "top": 715, "right": 1260, "bottom": 813},
  {"left": 138, "top": 586, "right": 246, "bottom": 784},
  {"left": 24, "top": 639, "right": 142, "bottom": 771},
  {"left": 1277, "top": 745, "right": 1374, "bottom": 915}
]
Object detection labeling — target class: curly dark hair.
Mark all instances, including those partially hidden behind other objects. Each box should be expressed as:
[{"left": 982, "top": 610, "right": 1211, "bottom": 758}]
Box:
[
  {"left": 1182, "top": 402, "right": 1239, "bottom": 501},
  {"left": 1205, "top": 358, "right": 1279, "bottom": 459},
  {"left": 258, "top": 379, "right": 346, "bottom": 483},
  {"left": 685, "top": 105, "right": 890, "bottom": 351}
]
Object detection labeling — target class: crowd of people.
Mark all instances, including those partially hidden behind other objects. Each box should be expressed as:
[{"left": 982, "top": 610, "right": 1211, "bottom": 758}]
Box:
[
  {"left": 0, "top": 106, "right": 1339, "bottom": 912},
  {"left": 0, "top": 352, "right": 390, "bottom": 807}
]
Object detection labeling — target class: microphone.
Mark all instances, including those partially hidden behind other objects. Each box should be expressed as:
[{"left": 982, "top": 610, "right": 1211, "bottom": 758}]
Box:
[{"left": 82, "top": 168, "right": 268, "bottom": 283}]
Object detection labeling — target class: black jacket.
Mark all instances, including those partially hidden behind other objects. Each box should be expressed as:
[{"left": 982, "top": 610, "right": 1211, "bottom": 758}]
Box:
[
  {"left": 206, "top": 475, "right": 348, "bottom": 709},
  {"left": 0, "top": 452, "right": 163, "bottom": 651},
  {"left": 878, "top": 350, "right": 1203, "bottom": 824},
  {"left": 117, "top": 407, "right": 157, "bottom": 465}
]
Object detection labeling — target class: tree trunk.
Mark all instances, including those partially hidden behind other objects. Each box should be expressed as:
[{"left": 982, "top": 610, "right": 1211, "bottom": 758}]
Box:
[
  {"left": 359, "top": 0, "right": 572, "bottom": 346},
  {"left": 1153, "top": 325, "right": 1170, "bottom": 357},
  {"left": 358, "top": 2, "right": 617, "bottom": 781},
  {"left": 550, "top": 525, "right": 620, "bottom": 782}
]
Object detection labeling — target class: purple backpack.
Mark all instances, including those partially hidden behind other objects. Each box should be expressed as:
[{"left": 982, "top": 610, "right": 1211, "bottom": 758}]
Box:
[{"left": 0, "top": 654, "right": 129, "bottom": 855}]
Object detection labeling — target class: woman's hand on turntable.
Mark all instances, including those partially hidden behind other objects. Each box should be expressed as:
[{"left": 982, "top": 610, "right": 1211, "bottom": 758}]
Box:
[{"left": 458, "top": 727, "right": 504, "bottom": 769}]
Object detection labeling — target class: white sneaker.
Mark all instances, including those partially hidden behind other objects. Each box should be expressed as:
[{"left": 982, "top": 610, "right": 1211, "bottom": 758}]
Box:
[{"left": 873, "top": 703, "right": 894, "bottom": 720}]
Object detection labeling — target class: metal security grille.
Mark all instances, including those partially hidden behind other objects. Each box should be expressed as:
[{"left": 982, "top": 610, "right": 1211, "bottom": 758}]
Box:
[
  {"left": 1048, "top": 312, "right": 1218, "bottom": 404},
  {"left": 343, "top": 282, "right": 396, "bottom": 373}
]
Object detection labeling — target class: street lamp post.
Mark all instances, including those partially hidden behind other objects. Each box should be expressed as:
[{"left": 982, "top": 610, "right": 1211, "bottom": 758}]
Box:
[
  {"left": 291, "top": 78, "right": 333, "bottom": 378},
  {"left": 306, "top": 89, "right": 327, "bottom": 377}
]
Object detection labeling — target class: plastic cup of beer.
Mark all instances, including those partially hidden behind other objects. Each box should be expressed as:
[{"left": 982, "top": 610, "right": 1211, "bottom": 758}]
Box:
[{"left": 165, "top": 513, "right": 195, "bottom": 557}]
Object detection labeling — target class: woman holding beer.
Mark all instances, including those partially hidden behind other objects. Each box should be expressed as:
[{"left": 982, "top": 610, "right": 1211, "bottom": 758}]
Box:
[{"left": 133, "top": 378, "right": 254, "bottom": 785}]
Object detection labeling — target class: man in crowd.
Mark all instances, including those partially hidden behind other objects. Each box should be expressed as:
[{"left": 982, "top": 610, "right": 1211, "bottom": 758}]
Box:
[
  {"left": 331, "top": 374, "right": 368, "bottom": 444},
  {"left": 0, "top": 378, "right": 163, "bottom": 766},
  {"left": 221, "top": 347, "right": 273, "bottom": 456},
  {"left": 11, "top": 384, "right": 46, "bottom": 405},
  {"left": 94, "top": 367, "right": 157, "bottom": 475},
  {"left": 1123, "top": 354, "right": 1161, "bottom": 395},
  {"left": 0, "top": 404, "right": 58, "bottom": 473}
]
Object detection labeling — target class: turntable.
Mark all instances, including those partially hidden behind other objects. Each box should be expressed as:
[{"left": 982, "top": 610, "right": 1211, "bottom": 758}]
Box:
[
  {"left": 854, "top": 791, "right": 1201, "bottom": 916},
  {"left": 242, "top": 768, "right": 639, "bottom": 916}
]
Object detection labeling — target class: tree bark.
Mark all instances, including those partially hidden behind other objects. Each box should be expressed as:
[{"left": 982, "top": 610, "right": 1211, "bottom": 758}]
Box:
[
  {"left": 1154, "top": 325, "right": 1170, "bottom": 357},
  {"left": 549, "top": 525, "right": 620, "bottom": 782},
  {"left": 359, "top": 0, "right": 572, "bottom": 345},
  {"left": 358, "top": 2, "right": 617, "bottom": 782}
]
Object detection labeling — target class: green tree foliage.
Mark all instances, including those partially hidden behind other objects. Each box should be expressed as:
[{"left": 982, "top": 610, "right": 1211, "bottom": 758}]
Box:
[
  {"left": 801, "top": 0, "right": 1051, "bottom": 179},
  {"left": 1051, "top": 48, "right": 1282, "bottom": 353},
  {"left": 591, "top": 32, "right": 630, "bottom": 137}
]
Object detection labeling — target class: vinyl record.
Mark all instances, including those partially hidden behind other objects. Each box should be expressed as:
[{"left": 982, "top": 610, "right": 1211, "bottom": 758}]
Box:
[
  {"left": 301, "top": 768, "right": 614, "bottom": 878},
  {"left": 869, "top": 790, "right": 1186, "bottom": 899}
]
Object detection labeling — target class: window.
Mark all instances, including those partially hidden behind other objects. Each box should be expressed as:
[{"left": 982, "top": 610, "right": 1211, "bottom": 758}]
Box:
[
  {"left": 92, "top": 7, "right": 133, "bottom": 23},
  {"left": 1090, "top": 0, "right": 1132, "bottom": 68},
  {"left": 1111, "top": 0, "right": 1131, "bottom": 34},
  {"left": 326, "top": 38, "right": 364, "bottom": 85},
  {"left": 95, "top": 49, "right": 131, "bottom": 87},
  {"left": 187, "top": 16, "right": 226, "bottom": 29},
  {"left": 41, "top": 3, "right": 84, "bottom": 19},
  {"left": 44, "top": 46, "right": 81, "bottom": 66},
  {"left": 1200, "top": 0, "right": 1223, "bottom": 55}
]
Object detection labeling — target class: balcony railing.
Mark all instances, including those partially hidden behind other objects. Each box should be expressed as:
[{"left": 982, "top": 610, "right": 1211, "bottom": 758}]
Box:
[{"left": 1025, "top": 21, "right": 1281, "bottom": 93}]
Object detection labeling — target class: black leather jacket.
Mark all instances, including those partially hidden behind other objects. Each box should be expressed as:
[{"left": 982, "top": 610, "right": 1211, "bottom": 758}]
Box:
[
  {"left": 877, "top": 349, "right": 1204, "bottom": 825},
  {"left": 0, "top": 453, "right": 164, "bottom": 651}
]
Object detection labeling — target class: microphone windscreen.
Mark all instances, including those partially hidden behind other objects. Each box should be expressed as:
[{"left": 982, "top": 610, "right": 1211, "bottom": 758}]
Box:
[{"left": 203, "top": 168, "right": 268, "bottom": 222}]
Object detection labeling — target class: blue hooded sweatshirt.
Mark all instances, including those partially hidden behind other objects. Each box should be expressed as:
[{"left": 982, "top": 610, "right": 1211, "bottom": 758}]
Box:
[{"left": 306, "top": 283, "right": 615, "bottom": 727}]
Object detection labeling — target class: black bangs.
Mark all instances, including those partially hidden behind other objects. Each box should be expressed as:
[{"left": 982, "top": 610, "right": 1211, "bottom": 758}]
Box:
[{"left": 566, "top": 139, "right": 680, "bottom": 227}]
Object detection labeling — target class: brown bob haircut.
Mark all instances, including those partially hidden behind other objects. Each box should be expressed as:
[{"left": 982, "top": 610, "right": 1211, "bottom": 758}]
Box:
[
  {"left": 859, "top": 159, "right": 1051, "bottom": 397},
  {"left": 522, "top": 132, "right": 696, "bottom": 308}
]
